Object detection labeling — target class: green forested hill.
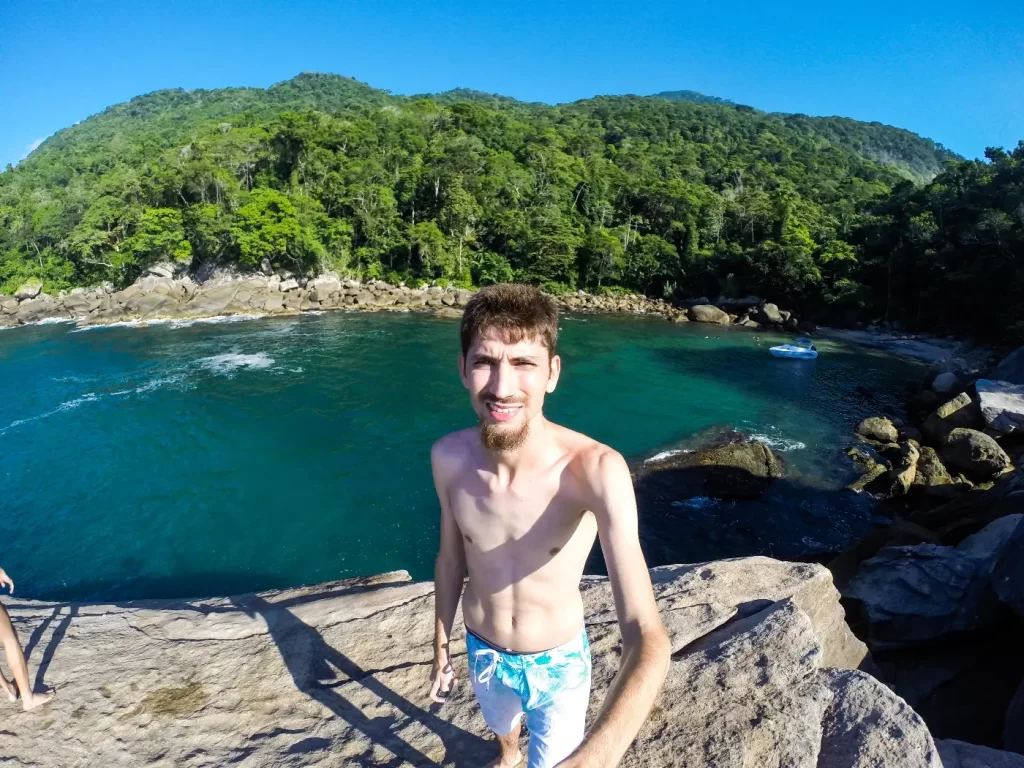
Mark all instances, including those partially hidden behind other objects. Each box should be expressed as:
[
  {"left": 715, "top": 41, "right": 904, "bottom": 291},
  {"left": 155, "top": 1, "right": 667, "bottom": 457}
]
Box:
[{"left": 2, "top": 72, "right": 1020, "bottom": 338}]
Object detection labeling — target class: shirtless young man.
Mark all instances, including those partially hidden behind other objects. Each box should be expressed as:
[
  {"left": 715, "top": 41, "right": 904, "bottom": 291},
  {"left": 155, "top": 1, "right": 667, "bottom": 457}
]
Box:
[
  {"left": 0, "top": 567, "right": 54, "bottom": 711},
  {"left": 428, "top": 284, "right": 670, "bottom": 768}
]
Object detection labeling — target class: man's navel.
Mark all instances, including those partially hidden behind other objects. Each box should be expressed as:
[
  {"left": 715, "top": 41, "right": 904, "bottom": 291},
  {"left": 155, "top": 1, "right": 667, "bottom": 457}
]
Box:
[
  {"left": 549, "top": 546, "right": 561, "bottom": 556},
  {"left": 464, "top": 534, "right": 473, "bottom": 544}
]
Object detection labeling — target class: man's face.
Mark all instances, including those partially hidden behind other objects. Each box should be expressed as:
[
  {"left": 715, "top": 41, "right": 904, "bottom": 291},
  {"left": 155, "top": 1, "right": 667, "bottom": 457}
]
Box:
[{"left": 460, "top": 327, "right": 561, "bottom": 451}]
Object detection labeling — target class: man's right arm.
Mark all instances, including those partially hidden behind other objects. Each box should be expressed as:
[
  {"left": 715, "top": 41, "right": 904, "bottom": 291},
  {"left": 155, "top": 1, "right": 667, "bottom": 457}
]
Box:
[{"left": 430, "top": 438, "right": 467, "bottom": 703}]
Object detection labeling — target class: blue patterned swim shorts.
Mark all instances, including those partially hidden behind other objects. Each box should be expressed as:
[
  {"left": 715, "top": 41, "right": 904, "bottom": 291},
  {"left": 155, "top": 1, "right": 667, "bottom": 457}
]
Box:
[{"left": 466, "top": 626, "right": 592, "bottom": 768}]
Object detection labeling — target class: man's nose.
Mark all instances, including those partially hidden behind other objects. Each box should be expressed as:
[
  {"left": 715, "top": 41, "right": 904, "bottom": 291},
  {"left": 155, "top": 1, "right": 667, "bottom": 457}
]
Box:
[{"left": 490, "top": 360, "right": 516, "bottom": 399}]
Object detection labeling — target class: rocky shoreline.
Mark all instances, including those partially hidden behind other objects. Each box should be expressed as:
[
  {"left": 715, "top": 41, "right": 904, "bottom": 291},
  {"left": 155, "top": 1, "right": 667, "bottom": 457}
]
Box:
[
  {"left": 7, "top": 556, "right": 1021, "bottom": 767},
  {"left": 825, "top": 346, "right": 1024, "bottom": 754},
  {"left": 1, "top": 267, "right": 818, "bottom": 332}
]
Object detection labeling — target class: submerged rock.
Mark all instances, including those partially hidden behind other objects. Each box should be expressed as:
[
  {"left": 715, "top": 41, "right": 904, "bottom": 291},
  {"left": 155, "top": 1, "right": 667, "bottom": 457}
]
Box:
[
  {"left": 637, "top": 437, "right": 783, "bottom": 499},
  {"left": 856, "top": 416, "right": 899, "bottom": 444}
]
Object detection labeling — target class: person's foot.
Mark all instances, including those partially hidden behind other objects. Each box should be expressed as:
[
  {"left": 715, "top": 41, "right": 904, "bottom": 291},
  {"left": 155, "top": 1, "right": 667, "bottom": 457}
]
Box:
[
  {"left": 21, "top": 688, "right": 53, "bottom": 712},
  {"left": 0, "top": 678, "right": 16, "bottom": 703},
  {"left": 485, "top": 751, "right": 523, "bottom": 768}
]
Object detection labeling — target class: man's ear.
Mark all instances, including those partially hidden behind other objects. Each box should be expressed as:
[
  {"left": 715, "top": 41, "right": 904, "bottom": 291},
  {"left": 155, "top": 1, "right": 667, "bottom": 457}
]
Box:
[
  {"left": 459, "top": 354, "right": 469, "bottom": 389},
  {"left": 546, "top": 354, "right": 561, "bottom": 393}
]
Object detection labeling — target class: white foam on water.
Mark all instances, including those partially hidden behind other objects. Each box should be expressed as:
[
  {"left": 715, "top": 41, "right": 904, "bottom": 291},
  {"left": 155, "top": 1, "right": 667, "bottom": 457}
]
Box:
[
  {"left": 167, "top": 313, "right": 267, "bottom": 329},
  {"left": 198, "top": 352, "right": 275, "bottom": 375},
  {"left": 74, "top": 313, "right": 268, "bottom": 332},
  {"left": 645, "top": 448, "right": 692, "bottom": 463},
  {"left": 801, "top": 536, "right": 826, "bottom": 549},
  {"left": 35, "top": 316, "right": 76, "bottom": 325},
  {"left": 0, "top": 392, "right": 101, "bottom": 435},
  {"left": 750, "top": 433, "right": 807, "bottom": 452},
  {"left": 135, "top": 374, "right": 187, "bottom": 394}
]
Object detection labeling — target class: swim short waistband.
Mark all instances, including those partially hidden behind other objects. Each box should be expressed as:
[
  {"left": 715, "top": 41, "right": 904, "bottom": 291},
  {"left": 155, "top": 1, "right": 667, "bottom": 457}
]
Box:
[{"left": 466, "top": 626, "right": 585, "bottom": 657}]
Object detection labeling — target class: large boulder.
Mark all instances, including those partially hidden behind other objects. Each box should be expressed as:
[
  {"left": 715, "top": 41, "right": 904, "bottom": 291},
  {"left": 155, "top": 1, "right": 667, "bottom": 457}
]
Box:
[
  {"left": 924, "top": 393, "right": 985, "bottom": 444},
  {"left": 688, "top": 304, "right": 731, "bottom": 324},
  {"left": 937, "top": 740, "right": 1024, "bottom": 767},
  {"left": 637, "top": 437, "right": 783, "bottom": 499},
  {"left": 1, "top": 297, "right": 19, "bottom": 314},
  {"left": 817, "top": 668, "right": 940, "bottom": 768},
  {"left": 14, "top": 279, "right": 43, "bottom": 300},
  {"left": 992, "top": 516, "right": 1024, "bottom": 617},
  {"left": 943, "top": 429, "right": 1012, "bottom": 480},
  {"left": 843, "top": 515, "right": 1022, "bottom": 648},
  {"left": 752, "top": 302, "right": 785, "bottom": 325},
  {"left": 308, "top": 276, "right": 342, "bottom": 303},
  {"left": 993, "top": 346, "right": 1024, "bottom": 386},
  {"left": 0, "top": 556, "right": 920, "bottom": 768},
  {"left": 976, "top": 380, "right": 1024, "bottom": 435},
  {"left": 13, "top": 296, "right": 67, "bottom": 324},
  {"left": 856, "top": 416, "right": 899, "bottom": 444}
]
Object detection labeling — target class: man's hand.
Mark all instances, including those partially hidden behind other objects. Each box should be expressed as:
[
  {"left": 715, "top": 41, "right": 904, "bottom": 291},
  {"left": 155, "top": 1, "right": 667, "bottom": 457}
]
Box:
[
  {"left": 428, "top": 653, "right": 458, "bottom": 703},
  {"left": 0, "top": 568, "right": 13, "bottom": 594}
]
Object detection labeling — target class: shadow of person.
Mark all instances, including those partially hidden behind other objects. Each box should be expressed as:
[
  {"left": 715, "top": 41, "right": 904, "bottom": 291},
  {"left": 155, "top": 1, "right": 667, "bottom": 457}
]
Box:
[{"left": 232, "top": 593, "right": 492, "bottom": 767}]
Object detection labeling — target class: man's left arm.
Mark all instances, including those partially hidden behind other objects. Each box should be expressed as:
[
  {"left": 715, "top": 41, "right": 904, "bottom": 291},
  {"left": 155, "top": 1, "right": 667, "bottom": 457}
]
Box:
[{"left": 560, "top": 449, "right": 670, "bottom": 768}]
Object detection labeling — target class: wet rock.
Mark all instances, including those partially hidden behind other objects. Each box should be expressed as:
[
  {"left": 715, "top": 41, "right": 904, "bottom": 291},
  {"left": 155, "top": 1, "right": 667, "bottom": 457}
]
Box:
[
  {"left": 943, "top": 429, "right": 1013, "bottom": 480},
  {"left": 688, "top": 304, "right": 731, "bottom": 324},
  {"left": 14, "top": 296, "right": 66, "bottom": 324},
  {"left": 14, "top": 279, "right": 43, "bottom": 300},
  {"left": 433, "top": 307, "right": 463, "bottom": 319},
  {"left": 856, "top": 416, "right": 899, "bottom": 444},
  {"left": 843, "top": 516, "right": 1022, "bottom": 648},
  {"left": 976, "top": 380, "right": 1024, "bottom": 435},
  {"left": 638, "top": 437, "right": 783, "bottom": 499}
]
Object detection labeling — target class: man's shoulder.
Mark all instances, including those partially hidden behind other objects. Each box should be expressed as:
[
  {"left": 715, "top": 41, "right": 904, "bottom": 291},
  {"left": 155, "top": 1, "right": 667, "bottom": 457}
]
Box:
[
  {"left": 554, "top": 424, "right": 628, "bottom": 481},
  {"left": 431, "top": 428, "right": 478, "bottom": 466}
]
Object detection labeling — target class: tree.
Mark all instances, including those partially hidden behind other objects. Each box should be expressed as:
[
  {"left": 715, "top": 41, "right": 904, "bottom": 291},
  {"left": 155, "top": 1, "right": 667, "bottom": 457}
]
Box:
[
  {"left": 125, "top": 208, "right": 192, "bottom": 268},
  {"left": 230, "top": 188, "right": 301, "bottom": 268}
]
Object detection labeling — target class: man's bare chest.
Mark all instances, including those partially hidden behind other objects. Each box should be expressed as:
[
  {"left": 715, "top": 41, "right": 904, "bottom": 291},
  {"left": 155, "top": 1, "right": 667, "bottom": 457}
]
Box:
[{"left": 449, "top": 480, "right": 589, "bottom": 553}]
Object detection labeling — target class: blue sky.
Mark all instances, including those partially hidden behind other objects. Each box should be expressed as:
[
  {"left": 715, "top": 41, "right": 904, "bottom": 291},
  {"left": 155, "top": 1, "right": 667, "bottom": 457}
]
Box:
[{"left": 1, "top": 0, "right": 1021, "bottom": 168}]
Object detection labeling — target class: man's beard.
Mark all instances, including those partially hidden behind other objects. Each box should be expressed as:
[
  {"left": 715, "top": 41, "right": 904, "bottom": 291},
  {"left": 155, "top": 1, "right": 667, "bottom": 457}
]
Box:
[{"left": 479, "top": 400, "right": 530, "bottom": 451}]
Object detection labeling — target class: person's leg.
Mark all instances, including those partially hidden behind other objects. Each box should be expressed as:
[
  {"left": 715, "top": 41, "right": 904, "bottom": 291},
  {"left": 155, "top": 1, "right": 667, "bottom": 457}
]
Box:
[
  {"left": 467, "top": 638, "right": 527, "bottom": 767},
  {"left": 524, "top": 677, "right": 590, "bottom": 768},
  {"left": 522, "top": 630, "right": 593, "bottom": 768},
  {"left": 0, "top": 602, "right": 52, "bottom": 711}
]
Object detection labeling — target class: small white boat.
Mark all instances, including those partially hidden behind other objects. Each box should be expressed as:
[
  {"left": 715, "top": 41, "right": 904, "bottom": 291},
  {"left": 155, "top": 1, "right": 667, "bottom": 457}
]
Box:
[{"left": 770, "top": 338, "right": 818, "bottom": 359}]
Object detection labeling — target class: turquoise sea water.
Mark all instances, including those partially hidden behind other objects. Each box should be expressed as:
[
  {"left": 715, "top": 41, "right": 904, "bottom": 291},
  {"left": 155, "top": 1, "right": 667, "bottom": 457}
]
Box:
[{"left": 0, "top": 312, "right": 922, "bottom": 602}]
